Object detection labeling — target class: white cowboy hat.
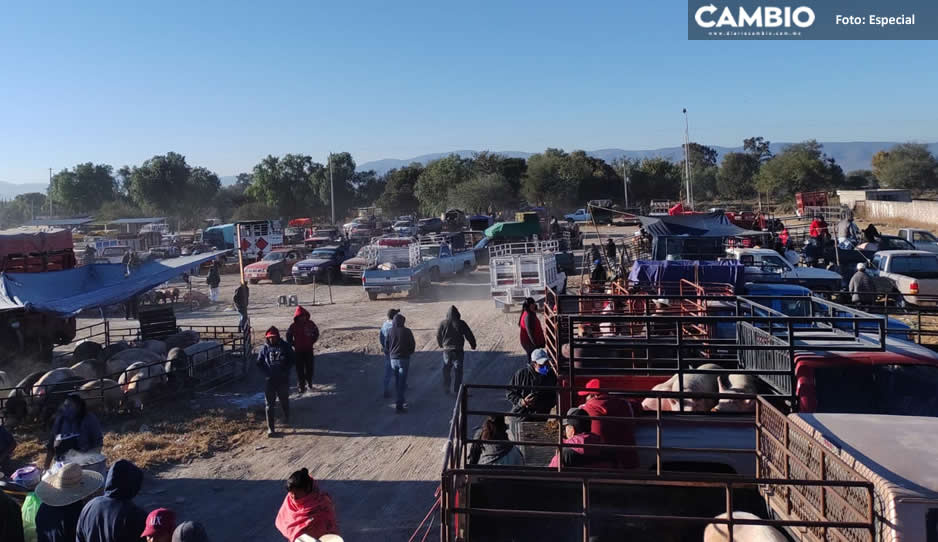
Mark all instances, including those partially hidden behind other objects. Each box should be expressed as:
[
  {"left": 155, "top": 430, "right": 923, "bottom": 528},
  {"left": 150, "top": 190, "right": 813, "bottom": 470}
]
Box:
[{"left": 34, "top": 462, "right": 104, "bottom": 507}]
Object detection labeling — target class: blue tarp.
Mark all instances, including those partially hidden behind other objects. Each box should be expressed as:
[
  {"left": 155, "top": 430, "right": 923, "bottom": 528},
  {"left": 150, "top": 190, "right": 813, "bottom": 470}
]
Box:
[
  {"left": 0, "top": 251, "right": 229, "bottom": 317},
  {"left": 628, "top": 259, "right": 745, "bottom": 292}
]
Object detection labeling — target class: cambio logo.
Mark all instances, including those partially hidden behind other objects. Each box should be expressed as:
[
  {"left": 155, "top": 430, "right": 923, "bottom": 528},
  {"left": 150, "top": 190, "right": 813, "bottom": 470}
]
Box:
[{"left": 695, "top": 4, "right": 816, "bottom": 28}]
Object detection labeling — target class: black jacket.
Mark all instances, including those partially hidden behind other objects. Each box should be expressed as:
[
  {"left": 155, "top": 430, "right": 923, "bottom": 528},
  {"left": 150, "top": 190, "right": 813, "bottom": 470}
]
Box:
[
  {"left": 436, "top": 306, "right": 476, "bottom": 352},
  {"left": 36, "top": 500, "right": 84, "bottom": 542},
  {"left": 386, "top": 314, "right": 416, "bottom": 359},
  {"left": 506, "top": 365, "right": 557, "bottom": 418},
  {"left": 233, "top": 283, "right": 249, "bottom": 313},
  {"left": 76, "top": 460, "right": 146, "bottom": 542},
  {"left": 206, "top": 266, "right": 221, "bottom": 288},
  {"left": 256, "top": 340, "right": 295, "bottom": 381},
  {"left": 1, "top": 491, "right": 24, "bottom": 542}
]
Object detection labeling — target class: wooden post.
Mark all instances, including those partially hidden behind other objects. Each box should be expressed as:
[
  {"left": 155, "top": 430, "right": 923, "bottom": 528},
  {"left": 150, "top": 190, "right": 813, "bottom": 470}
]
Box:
[{"left": 235, "top": 223, "right": 245, "bottom": 285}]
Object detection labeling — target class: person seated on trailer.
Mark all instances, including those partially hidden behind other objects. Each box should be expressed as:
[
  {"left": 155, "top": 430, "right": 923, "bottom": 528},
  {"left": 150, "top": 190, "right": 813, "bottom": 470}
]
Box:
[
  {"left": 548, "top": 408, "right": 609, "bottom": 469},
  {"left": 579, "top": 379, "right": 639, "bottom": 468},
  {"left": 506, "top": 348, "right": 557, "bottom": 440},
  {"left": 467, "top": 415, "right": 523, "bottom": 467},
  {"left": 44, "top": 395, "right": 103, "bottom": 470}
]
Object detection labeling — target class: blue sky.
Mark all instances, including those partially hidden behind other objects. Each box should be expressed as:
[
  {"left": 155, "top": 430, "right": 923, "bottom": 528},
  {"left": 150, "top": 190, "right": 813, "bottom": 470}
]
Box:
[{"left": 1, "top": 0, "right": 936, "bottom": 182}]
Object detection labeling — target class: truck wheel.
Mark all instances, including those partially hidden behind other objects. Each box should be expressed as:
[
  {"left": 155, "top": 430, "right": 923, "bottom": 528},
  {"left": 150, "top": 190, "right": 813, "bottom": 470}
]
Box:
[
  {"left": 270, "top": 270, "right": 283, "bottom": 284},
  {"left": 367, "top": 292, "right": 378, "bottom": 301},
  {"left": 462, "top": 261, "right": 472, "bottom": 274},
  {"left": 329, "top": 267, "right": 340, "bottom": 283},
  {"left": 249, "top": 279, "right": 259, "bottom": 285},
  {"left": 430, "top": 267, "right": 441, "bottom": 282}
]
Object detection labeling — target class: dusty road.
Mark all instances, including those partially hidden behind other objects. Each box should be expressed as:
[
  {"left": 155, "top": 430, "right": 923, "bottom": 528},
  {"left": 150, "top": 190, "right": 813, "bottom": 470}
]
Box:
[{"left": 129, "top": 270, "right": 529, "bottom": 541}]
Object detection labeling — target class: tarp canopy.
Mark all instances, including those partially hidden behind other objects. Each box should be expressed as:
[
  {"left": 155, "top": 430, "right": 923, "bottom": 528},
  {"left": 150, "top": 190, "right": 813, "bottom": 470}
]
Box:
[
  {"left": 0, "top": 251, "right": 228, "bottom": 317},
  {"left": 639, "top": 211, "right": 763, "bottom": 238},
  {"left": 484, "top": 221, "right": 540, "bottom": 239},
  {"left": 628, "top": 259, "right": 745, "bottom": 292}
]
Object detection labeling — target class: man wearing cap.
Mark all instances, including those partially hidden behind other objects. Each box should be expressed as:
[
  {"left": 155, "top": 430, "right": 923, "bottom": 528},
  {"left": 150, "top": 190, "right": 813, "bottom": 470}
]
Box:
[
  {"left": 849, "top": 262, "right": 876, "bottom": 305},
  {"left": 506, "top": 348, "right": 557, "bottom": 439},
  {"left": 579, "top": 378, "right": 639, "bottom": 469},
  {"left": 141, "top": 508, "right": 176, "bottom": 542},
  {"left": 34, "top": 463, "right": 104, "bottom": 542},
  {"left": 379, "top": 309, "right": 400, "bottom": 399},
  {"left": 548, "top": 407, "right": 604, "bottom": 469},
  {"left": 172, "top": 521, "right": 210, "bottom": 542},
  {"left": 257, "top": 326, "right": 295, "bottom": 436}
]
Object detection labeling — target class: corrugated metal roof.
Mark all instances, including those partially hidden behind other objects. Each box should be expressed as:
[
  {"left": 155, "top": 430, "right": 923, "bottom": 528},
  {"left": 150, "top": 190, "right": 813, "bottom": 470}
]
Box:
[
  {"left": 25, "top": 218, "right": 94, "bottom": 226},
  {"left": 109, "top": 217, "right": 166, "bottom": 224}
]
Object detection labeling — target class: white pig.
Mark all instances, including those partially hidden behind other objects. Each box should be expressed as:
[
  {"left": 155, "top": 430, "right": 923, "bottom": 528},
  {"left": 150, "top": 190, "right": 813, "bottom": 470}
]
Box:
[
  {"left": 79, "top": 379, "right": 122, "bottom": 414},
  {"left": 70, "top": 360, "right": 103, "bottom": 381},
  {"left": 641, "top": 363, "right": 722, "bottom": 412},
  {"left": 711, "top": 374, "right": 758, "bottom": 413},
  {"left": 703, "top": 511, "right": 787, "bottom": 542},
  {"left": 121, "top": 366, "right": 166, "bottom": 411}
]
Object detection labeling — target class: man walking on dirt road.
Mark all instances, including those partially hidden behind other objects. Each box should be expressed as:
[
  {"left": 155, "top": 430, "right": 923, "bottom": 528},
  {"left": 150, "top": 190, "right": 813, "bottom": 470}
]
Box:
[
  {"left": 436, "top": 305, "right": 477, "bottom": 394},
  {"left": 287, "top": 306, "right": 319, "bottom": 393},
  {"left": 386, "top": 313, "right": 415, "bottom": 413},
  {"left": 257, "top": 326, "right": 294, "bottom": 436},
  {"left": 379, "top": 308, "right": 400, "bottom": 398}
]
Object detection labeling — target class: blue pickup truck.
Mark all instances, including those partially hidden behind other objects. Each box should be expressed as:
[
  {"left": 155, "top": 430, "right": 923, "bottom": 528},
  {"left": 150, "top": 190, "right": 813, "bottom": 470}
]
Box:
[{"left": 362, "top": 242, "right": 477, "bottom": 300}]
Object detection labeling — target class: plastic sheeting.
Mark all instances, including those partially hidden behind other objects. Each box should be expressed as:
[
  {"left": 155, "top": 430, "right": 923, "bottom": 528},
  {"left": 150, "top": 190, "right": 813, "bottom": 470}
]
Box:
[
  {"left": 0, "top": 251, "right": 228, "bottom": 316},
  {"left": 628, "top": 259, "right": 745, "bottom": 292},
  {"left": 639, "top": 211, "right": 762, "bottom": 238}
]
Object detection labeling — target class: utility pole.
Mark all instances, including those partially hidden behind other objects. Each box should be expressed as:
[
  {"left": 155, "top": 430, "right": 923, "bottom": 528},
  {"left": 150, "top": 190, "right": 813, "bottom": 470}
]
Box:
[
  {"left": 48, "top": 167, "right": 53, "bottom": 217},
  {"left": 623, "top": 172, "right": 629, "bottom": 208},
  {"left": 682, "top": 108, "right": 693, "bottom": 209},
  {"left": 329, "top": 153, "right": 335, "bottom": 225}
]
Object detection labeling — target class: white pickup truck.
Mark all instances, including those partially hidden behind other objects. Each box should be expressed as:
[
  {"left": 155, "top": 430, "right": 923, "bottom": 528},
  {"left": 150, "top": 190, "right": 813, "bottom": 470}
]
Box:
[
  {"left": 897, "top": 228, "right": 938, "bottom": 253},
  {"left": 870, "top": 250, "right": 938, "bottom": 307},
  {"left": 725, "top": 247, "right": 843, "bottom": 292}
]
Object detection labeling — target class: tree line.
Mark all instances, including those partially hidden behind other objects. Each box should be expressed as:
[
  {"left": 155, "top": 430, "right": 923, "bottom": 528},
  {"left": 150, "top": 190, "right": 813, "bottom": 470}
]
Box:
[{"left": 2, "top": 141, "right": 935, "bottom": 229}]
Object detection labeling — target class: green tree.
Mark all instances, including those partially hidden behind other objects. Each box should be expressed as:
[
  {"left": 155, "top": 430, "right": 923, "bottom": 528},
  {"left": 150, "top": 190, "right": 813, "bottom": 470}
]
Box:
[
  {"left": 128, "top": 152, "right": 192, "bottom": 213},
  {"left": 415, "top": 154, "right": 473, "bottom": 215},
  {"left": 94, "top": 199, "right": 144, "bottom": 222},
  {"left": 716, "top": 152, "right": 760, "bottom": 199},
  {"left": 844, "top": 169, "right": 878, "bottom": 189},
  {"left": 211, "top": 184, "right": 252, "bottom": 222},
  {"left": 755, "top": 140, "right": 845, "bottom": 200},
  {"left": 376, "top": 164, "right": 423, "bottom": 216},
  {"left": 311, "top": 152, "right": 359, "bottom": 221},
  {"left": 627, "top": 158, "right": 683, "bottom": 203},
  {"left": 871, "top": 143, "right": 938, "bottom": 189},
  {"left": 743, "top": 136, "right": 773, "bottom": 162},
  {"left": 448, "top": 173, "right": 514, "bottom": 214},
  {"left": 235, "top": 173, "right": 253, "bottom": 188},
  {"left": 679, "top": 143, "right": 719, "bottom": 200},
  {"left": 247, "top": 154, "right": 320, "bottom": 218},
  {"left": 352, "top": 169, "right": 385, "bottom": 206},
  {"left": 232, "top": 201, "right": 278, "bottom": 222},
  {"left": 522, "top": 148, "right": 577, "bottom": 209},
  {"left": 48, "top": 163, "right": 117, "bottom": 214},
  {"left": 472, "top": 151, "right": 526, "bottom": 199}
]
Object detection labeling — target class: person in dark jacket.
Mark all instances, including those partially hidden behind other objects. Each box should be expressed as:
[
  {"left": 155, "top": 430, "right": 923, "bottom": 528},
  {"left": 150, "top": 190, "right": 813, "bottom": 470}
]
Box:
[
  {"left": 233, "top": 282, "right": 249, "bottom": 332},
  {"left": 589, "top": 243, "right": 601, "bottom": 263},
  {"left": 257, "top": 327, "right": 295, "bottom": 436},
  {"left": 467, "top": 415, "right": 522, "bottom": 466},
  {"left": 206, "top": 261, "right": 221, "bottom": 303},
  {"left": 0, "top": 423, "right": 15, "bottom": 475},
  {"left": 43, "top": 394, "right": 103, "bottom": 470},
  {"left": 1, "top": 489, "right": 24, "bottom": 542},
  {"left": 34, "top": 462, "right": 104, "bottom": 542},
  {"left": 590, "top": 259, "right": 607, "bottom": 283},
  {"left": 604, "top": 239, "right": 616, "bottom": 261},
  {"left": 287, "top": 306, "right": 320, "bottom": 393},
  {"left": 172, "top": 521, "right": 210, "bottom": 542},
  {"left": 436, "top": 306, "right": 477, "bottom": 394},
  {"left": 386, "top": 313, "right": 415, "bottom": 413},
  {"left": 518, "top": 298, "right": 545, "bottom": 361},
  {"left": 76, "top": 459, "right": 147, "bottom": 542},
  {"left": 506, "top": 348, "right": 557, "bottom": 440},
  {"left": 379, "top": 309, "right": 400, "bottom": 398},
  {"left": 849, "top": 263, "right": 876, "bottom": 305}
]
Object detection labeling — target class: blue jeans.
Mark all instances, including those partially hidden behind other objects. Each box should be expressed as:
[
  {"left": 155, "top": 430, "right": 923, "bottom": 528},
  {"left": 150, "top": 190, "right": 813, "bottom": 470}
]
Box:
[
  {"left": 390, "top": 357, "right": 410, "bottom": 409},
  {"left": 383, "top": 353, "right": 393, "bottom": 394},
  {"left": 442, "top": 351, "right": 464, "bottom": 393}
]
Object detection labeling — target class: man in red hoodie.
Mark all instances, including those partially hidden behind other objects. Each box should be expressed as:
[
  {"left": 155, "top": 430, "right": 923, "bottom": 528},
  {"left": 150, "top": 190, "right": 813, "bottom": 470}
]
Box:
[
  {"left": 579, "top": 378, "right": 639, "bottom": 469},
  {"left": 287, "top": 306, "right": 320, "bottom": 393}
]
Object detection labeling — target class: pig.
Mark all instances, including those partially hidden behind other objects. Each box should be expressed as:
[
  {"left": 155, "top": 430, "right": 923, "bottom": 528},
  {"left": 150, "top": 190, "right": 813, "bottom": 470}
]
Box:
[
  {"left": 98, "top": 341, "right": 130, "bottom": 362},
  {"left": 79, "top": 379, "right": 122, "bottom": 414},
  {"left": 165, "top": 347, "right": 190, "bottom": 387},
  {"left": 184, "top": 341, "right": 222, "bottom": 373},
  {"left": 106, "top": 348, "right": 163, "bottom": 378},
  {"left": 72, "top": 340, "right": 103, "bottom": 364},
  {"left": 121, "top": 364, "right": 167, "bottom": 411},
  {"left": 711, "top": 374, "right": 758, "bottom": 413},
  {"left": 105, "top": 358, "right": 134, "bottom": 379},
  {"left": 32, "top": 368, "right": 81, "bottom": 397},
  {"left": 703, "top": 511, "right": 787, "bottom": 542},
  {"left": 70, "top": 359, "right": 104, "bottom": 381},
  {"left": 31, "top": 369, "right": 85, "bottom": 420},
  {"left": 139, "top": 339, "right": 168, "bottom": 359},
  {"left": 4, "top": 371, "right": 46, "bottom": 425},
  {"left": 641, "top": 363, "right": 722, "bottom": 412},
  {"left": 117, "top": 361, "right": 168, "bottom": 388},
  {"left": 165, "top": 330, "right": 200, "bottom": 350}
]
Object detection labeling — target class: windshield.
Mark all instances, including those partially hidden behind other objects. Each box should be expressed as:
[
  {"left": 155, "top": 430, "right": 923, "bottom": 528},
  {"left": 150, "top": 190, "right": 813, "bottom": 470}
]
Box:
[
  {"left": 309, "top": 251, "right": 335, "bottom": 259},
  {"left": 761, "top": 255, "right": 789, "bottom": 270},
  {"left": 263, "top": 252, "right": 285, "bottom": 261},
  {"left": 393, "top": 221, "right": 412, "bottom": 227},
  {"left": 421, "top": 246, "right": 441, "bottom": 259},
  {"left": 814, "top": 364, "right": 938, "bottom": 417},
  {"left": 915, "top": 231, "right": 938, "bottom": 243},
  {"left": 313, "top": 229, "right": 335, "bottom": 236},
  {"left": 891, "top": 255, "right": 938, "bottom": 277},
  {"left": 779, "top": 298, "right": 808, "bottom": 316}
]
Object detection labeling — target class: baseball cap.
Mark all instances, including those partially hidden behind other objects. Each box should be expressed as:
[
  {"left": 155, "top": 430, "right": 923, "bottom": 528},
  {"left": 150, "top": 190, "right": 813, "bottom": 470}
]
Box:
[
  {"left": 531, "top": 348, "right": 550, "bottom": 365},
  {"left": 142, "top": 508, "right": 177, "bottom": 538},
  {"left": 578, "top": 378, "right": 601, "bottom": 397}
]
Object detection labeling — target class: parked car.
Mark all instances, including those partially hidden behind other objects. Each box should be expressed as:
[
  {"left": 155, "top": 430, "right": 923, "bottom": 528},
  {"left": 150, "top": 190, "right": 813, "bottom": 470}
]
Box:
[
  {"left": 417, "top": 217, "right": 443, "bottom": 234},
  {"left": 870, "top": 250, "right": 938, "bottom": 307},
  {"left": 291, "top": 246, "right": 348, "bottom": 283},
  {"left": 858, "top": 234, "right": 916, "bottom": 252},
  {"left": 243, "top": 248, "right": 304, "bottom": 284},
  {"left": 896, "top": 228, "right": 938, "bottom": 253},
  {"left": 340, "top": 245, "right": 374, "bottom": 281},
  {"left": 348, "top": 224, "right": 374, "bottom": 243},
  {"left": 726, "top": 247, "right": 843, "bottom": 292},
  {"left": 392, "top": 220, "right": 417, "bottom": 237},
  {"left": 564, "top": 208, "right": 591, "bottom": 222},
  {"left": 305, "top": 227, "right": 341, "bottom": 249}
]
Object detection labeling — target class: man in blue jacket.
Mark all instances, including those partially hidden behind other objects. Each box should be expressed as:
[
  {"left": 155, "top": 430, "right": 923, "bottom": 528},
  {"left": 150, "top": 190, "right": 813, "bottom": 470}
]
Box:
[
  {"left": 386, "top": 313, "right": 415, "bottom": 413},
  {"left": 76, "top": 459, "right": 146, "bottom": 542},
  {"left": 257, "top": 326, "right": 294, "bottom": 436}
]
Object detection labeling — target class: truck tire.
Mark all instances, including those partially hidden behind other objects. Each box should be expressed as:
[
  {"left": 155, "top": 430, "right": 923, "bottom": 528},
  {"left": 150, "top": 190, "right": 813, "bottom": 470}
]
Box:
[
  {"left": 270, "top": 269, "right": 283, "bottom": 284},
  {"left": 462, "top": 261, "right": 472, "bottom": 274},
  {"left": 367, "top": 292, "right": 378, "bottom": 301},
  {"left": 249, "top": 279, "right": 259, "bottom": 285},
  {"left": 430, "top": 267, "right": 441, "bottom": 282}
]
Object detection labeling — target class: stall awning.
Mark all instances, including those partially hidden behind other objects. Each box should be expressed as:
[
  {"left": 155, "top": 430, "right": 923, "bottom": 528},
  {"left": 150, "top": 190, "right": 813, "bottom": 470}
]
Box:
[
  {"left": 639, "top": 212, "right": 763, "bottom": 238},
  {"left": 0, "top": 251, "right": 228, "bottom": 317}
]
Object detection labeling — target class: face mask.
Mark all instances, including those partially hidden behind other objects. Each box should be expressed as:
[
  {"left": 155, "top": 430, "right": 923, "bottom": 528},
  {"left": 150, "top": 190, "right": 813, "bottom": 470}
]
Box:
[{"left": 536, "top": 365, "right": 549, "bottom": 375}]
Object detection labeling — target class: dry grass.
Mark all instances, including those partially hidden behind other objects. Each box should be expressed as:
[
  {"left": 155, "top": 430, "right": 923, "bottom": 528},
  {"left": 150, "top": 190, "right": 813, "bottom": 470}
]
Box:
[{"left": 11, "top": 407, "right": 264, "bottom": 471}]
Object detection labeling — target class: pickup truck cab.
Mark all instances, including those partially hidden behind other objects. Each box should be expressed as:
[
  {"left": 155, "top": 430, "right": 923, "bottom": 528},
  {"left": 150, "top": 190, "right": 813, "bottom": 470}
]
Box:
[
  {"left": 897, "top": 228, "right": 938, "bottom": 253},
  {"left": 95, "top": 245, "right": 134, "bottom": 264},
  {"left": 726, "top": 247, "right": 843, "bottom": 291},
  {"left": 564, "top": 208, "right": 591, "bottom": 222},
  {"left": 291, "top": 246, "right": 348, "bottom": 283},
  {"left": 243, "top": 248, "right": 303, "bottom": 284},
  {"left": 870, "top": 250, "right": 938, "bottom": 307},
  {"left": 304, "top": 227, "right": 341, "bottom": 249},
  {"left": 420, "top": 243, "right": 476, "bottom": 281}
]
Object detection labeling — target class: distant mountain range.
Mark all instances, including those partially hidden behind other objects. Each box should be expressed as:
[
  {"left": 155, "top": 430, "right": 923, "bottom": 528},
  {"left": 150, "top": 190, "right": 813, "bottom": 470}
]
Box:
[
  {"left": 354, "top": 142, "right": 938, "bottom": 177},
  {"left": 0, "top": 181, "right": 48, "bottom": 199}
]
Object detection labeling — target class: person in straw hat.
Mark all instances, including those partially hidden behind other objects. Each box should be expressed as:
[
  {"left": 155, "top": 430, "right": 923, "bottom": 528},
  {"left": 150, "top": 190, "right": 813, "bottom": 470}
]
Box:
[{"left": 34, "top": 462, "right": 104, "bottom": 542}]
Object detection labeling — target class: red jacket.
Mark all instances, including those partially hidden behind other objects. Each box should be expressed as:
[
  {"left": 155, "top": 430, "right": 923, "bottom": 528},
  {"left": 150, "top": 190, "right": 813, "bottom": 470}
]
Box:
[
  {"left": 581, "top": 394, "right": 639, "bottom": 468},
  {"left": 809, "top": 219, "right": 828, "bottom": 239},
  {"left": 519, "top": 310, "right": 545, "bottom": 351},
  {"left": 287, "top": 306, "right": 319, "bottom": 353}
]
